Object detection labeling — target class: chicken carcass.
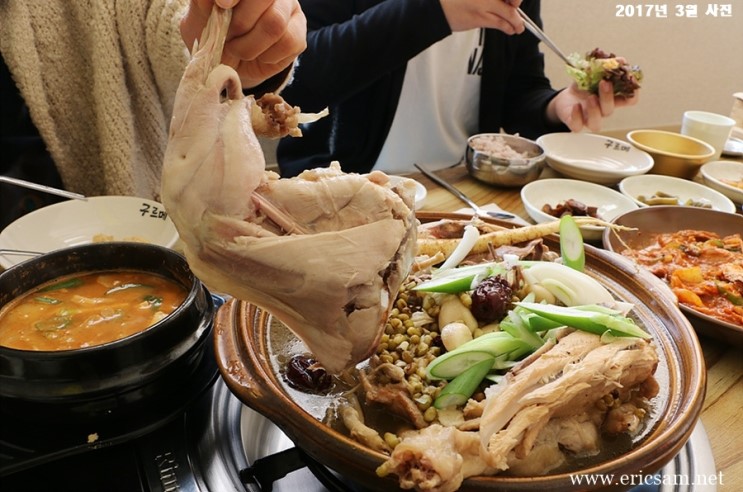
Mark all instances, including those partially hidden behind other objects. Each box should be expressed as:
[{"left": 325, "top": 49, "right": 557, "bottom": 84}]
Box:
[
  {"left": 378, "top": 331, "right": 659, "bottom": 491},
  {"left": 161, "top": 7, "right": 417, "bottom": 373},
  {"left": 377, "top": 424, "right": 496, "bottom": 492},
  {"left": 479, "top": 331, "right": 658, "bottom": 471}
]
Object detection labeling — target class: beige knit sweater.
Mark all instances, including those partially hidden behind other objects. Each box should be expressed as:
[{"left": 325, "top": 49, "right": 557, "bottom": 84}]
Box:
[{"left": 0, "top": 0, "right": 191, "bottom": 200}]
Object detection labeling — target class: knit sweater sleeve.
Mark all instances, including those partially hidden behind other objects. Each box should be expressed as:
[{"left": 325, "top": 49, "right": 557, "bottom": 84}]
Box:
[
  {"left": 144, "top": 0, "right": 192, "bottom": 121},
  {"left": 0, "top": 0, "right": 192, "bottom": 199}
]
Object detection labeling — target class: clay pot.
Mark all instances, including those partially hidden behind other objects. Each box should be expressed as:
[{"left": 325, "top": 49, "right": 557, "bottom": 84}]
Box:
[{"left": 214, "top": 212, "right": 706, "bottom": 491}]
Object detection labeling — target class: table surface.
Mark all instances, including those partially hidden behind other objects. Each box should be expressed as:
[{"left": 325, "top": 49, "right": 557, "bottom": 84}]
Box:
[{"left": 411, "top": 163, "right": 743, "bottom": 489}]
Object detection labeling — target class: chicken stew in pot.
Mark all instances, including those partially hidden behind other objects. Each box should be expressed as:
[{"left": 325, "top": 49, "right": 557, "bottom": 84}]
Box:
[{"left": 266, "top": 218, "right": 663, "bottom": 491}]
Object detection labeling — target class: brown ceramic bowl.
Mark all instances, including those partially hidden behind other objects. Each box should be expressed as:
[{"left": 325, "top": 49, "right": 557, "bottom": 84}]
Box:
[
  {"left": 602, "top": 206, "right": 743, "bottom": 346},
  {"left": 627, "top": 130, "right": 715, "bottom": 180},
  {"left": 215, "top": 212, "right": 706, "bottom": 491}
]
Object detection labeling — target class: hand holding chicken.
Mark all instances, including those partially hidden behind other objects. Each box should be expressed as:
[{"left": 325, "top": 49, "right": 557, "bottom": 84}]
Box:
[
  {"left": 180, "top": 0, "right": 307, "bottom": 90},
  {"left": 162, "top": 7, "right": 417, "bottom": 373}
]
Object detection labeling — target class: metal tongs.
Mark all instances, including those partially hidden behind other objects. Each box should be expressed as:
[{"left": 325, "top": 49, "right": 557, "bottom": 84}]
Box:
[{"left": 516, "top": 7, "right": 577, "bottom": 68}]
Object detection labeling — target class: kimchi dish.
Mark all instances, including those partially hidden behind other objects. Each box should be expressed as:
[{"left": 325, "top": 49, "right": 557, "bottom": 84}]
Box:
[{"left": 620, "top": 229, "right": 743, "bottom": 327}]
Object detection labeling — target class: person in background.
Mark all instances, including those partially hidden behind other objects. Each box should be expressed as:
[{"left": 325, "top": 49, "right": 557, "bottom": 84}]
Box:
[
  {"left": 276, "top": 0, "right": 638, "bottom": 177},
  {"left": 0, "top": 0, "right": 305, "bottom": 228}
]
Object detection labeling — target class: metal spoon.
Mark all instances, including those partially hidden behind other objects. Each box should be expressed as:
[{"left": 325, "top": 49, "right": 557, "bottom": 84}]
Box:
[
  {"left": 0, "top": 176, "right": 86, "bottom": 201},
  {"left": 413, "top": 164, "right": 516, "bottom": 220},
  {"left": 0, "top": 249, "right": 43, "bottom": 257}
]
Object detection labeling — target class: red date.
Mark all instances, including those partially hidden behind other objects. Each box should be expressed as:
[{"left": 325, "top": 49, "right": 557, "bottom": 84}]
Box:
[{"left": 283, "top": 354, "right": 332, "bottom": 393}]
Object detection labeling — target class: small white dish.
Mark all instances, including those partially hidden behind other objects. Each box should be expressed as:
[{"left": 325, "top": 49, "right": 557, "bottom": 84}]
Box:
[
  {"left": 0, "top": 196, "right": 179, "bottom": 269},
  {"left": 388, "top": 175, "right": 427, "bottom": 209},
  {"left": 700, "top": 160, "right": 743, "bottom": 204},
  {"left": 618, "top": 174, "right": 737, "bottom": 212},
  {"left": 723, "top": 136, "right": 743, "bottom": 157},
  {"left": 536, "top": 133, "right": 654, "bottom": 185},
  {"left": 520, "top": 178, "right": 639, "bottom": 241}
]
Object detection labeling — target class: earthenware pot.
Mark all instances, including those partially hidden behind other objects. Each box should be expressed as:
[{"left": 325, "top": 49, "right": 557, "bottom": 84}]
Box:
[{"left": 215, "top": 212, "right": 706, "bottom": 491}]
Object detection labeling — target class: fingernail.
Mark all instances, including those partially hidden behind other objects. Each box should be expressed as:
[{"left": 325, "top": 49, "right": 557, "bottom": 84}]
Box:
[{"left": 216, "top": 0, "right": 238, "bottom": 8}]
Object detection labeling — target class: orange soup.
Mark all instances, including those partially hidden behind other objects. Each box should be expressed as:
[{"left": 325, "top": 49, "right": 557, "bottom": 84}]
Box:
[{"left": 0, "top": 271, "right": 188, "bottom": 351}]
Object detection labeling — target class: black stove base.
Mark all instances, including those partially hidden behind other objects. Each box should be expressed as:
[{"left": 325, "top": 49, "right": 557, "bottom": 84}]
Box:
[{"left": 2, "top": 440, "right": 148, "bottom": 492}]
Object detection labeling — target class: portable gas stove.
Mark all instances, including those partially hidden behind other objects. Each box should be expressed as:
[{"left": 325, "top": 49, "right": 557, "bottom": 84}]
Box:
[{"left": 0, "top": 347, "right": 717, "bottom": 492}]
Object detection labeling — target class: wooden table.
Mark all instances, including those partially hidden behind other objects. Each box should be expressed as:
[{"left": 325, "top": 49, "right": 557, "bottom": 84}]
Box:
[{"left": 412, "top": 164, "right": 743, "bottom": 489}]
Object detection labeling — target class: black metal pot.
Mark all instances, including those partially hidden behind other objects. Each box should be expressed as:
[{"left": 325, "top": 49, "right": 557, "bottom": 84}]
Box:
[{"left": 0, "top": 242, "right": 214, "bottom": 427}]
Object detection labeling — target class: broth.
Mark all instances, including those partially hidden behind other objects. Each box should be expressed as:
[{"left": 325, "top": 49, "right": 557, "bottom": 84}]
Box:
[
  {"left": 0, "top": 270, "right": 188, "bottom": 351},
  {"left": 269, "top": 317, "right": 665, "bottom": 475}
]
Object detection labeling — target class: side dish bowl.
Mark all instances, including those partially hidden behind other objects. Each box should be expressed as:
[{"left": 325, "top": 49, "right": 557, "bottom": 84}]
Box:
[
  {"left": 521, "top": 178, "right": 639, "bottom": 241},
  {"left": 699, "top": 160, "right": 743, "bottom": 204},
  {"left": 618, "top": 174, "right": 736, "bottom": 212},
  {"left": 0, "top": 196, "right": 179, "bottom": 270},
  {"left": 626, "top": 130, "right": 715, "bottom": 180},
  {"left": 215, "top": 212, "right": 706, "bottom": 491},
  {"left": 0, "top": 242, "right": 215, "bottom": 427},
  {"left": 388, "top": 175, "right": 428, "bottom": 209},
  {"left": 535, "top": 133, "right": 653, "bottom": 185},
  {"left": 465, "top": 134, "right": 546, "bottom": 187},
  {"left": 602, "top": 206, "right": 743, "bottom": 345}
]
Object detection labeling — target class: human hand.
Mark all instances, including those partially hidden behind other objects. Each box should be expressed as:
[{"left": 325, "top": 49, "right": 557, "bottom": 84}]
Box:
[
  {"left": 440, "top": 0, "right": 524, "bottom": 34},
  {"left": 546, "top": 80, "right": 640, "bottom": 132},
  {"left": 181, "top": 0, "right": 306, "bottom": 90}
]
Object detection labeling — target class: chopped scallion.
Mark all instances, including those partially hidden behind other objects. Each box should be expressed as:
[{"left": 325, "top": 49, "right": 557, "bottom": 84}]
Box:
[
  {"left": 515, "top": 302, "right": 650, "bottom": 339},
  {"left": 38, "top": 278, "right": 83, "bottom": 292},
  {"left": 33, "top": 296, "right": 62, "bottom": 305},
  {"left": 559, "top": 215, "right": 585, "bottom": 272},
  {"left": 434, "top": 358, "right": 494, "bottom": 409}
]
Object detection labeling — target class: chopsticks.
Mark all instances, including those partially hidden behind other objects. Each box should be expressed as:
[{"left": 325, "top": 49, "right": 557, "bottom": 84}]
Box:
[
  {"left": 0, "top": 176, "right": 87, "bottom": 201},
  {"left": 516, "top": 8, "right": 576, "bottom": 68}
]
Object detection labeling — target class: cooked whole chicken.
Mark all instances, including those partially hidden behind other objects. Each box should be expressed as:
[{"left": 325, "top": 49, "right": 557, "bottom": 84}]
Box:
[
  {"left": 377, "top": 330, "right": 659, "bottom": 491},
  {"left": 161, "top": 7, "right": 417, "bottom": 373}
]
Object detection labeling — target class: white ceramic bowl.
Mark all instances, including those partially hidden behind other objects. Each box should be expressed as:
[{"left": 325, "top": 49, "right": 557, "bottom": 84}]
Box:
[
  {"left": 388, "top": 175, "right": 427, "bottom": 209},
  {"left": 520, "top": 178, "right": 639, "bottom": 241},
  {"left": 536, "top": 133, "right": 654, "bottom": 185},
  {"left": 0, "top": 196, "right": 179, "bottom": 269},
  {"left": 618, "top": 174, "right": 736, "bottom": 213},
  {"left": 700, "top": 160, "right": 743, "bottom": 204}
]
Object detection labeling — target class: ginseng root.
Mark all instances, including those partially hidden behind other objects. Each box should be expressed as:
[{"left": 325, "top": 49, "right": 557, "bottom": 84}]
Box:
[{"left": 416, "top": 218, "right": 632, "bottom": 259}]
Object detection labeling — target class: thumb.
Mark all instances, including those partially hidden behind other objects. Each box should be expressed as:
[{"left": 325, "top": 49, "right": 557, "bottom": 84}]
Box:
[{"left": 215, "top": 0, "right": 238, "bottom": 8}]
